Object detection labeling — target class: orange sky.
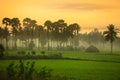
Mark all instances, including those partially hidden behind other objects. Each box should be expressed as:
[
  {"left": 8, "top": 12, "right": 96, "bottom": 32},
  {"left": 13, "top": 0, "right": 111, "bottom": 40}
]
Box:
[{"left": 0, "top": 0, "right": 120, "bottom": 32}]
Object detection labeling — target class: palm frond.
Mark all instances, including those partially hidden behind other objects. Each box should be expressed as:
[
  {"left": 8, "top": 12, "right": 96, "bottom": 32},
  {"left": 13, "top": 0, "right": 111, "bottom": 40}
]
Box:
[{"left": 103, "top": 31, "right": 109, "bottom": 35}]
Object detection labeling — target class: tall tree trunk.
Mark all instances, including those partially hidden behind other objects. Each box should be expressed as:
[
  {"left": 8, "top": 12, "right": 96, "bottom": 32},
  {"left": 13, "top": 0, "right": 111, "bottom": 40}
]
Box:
[
  {"left": 31, "top": 28, "right": 33, "bottom": 42},
  {"left": 0, "top": 38, "right": 2, "bottom": 44},
  {"left": 5, "top": 36, "right": 9, "bottom": 50},
  {"left": 15, "top": 38, "right": 17, "bottom": 49},
  {"left": 47, "top": 31, "right": 50, "bottom": 50},
  {"left": 51, "top": 39, "right": 52, "bottom": 50},
  {"left": 111, "top": 41, "right": 113, "bottom": 54},
  {"left": 57, "top": 40, "right": 59, "bottom": 50},
  {"left": 37, "top": 38, "right": 39, "bottom": 49}
]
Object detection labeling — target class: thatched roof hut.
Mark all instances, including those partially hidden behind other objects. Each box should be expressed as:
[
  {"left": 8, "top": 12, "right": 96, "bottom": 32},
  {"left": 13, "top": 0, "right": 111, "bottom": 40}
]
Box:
[{"left": 85, "top": 45, "right": 99, "bottom": 53}]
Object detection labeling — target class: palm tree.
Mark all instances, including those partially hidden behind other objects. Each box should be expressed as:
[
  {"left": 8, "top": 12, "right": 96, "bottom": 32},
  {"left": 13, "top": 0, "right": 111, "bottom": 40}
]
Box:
[
  {"left": 3, "top": 27, "right": 10, "bottom": 48},
  {"left": 11, "top": 18, "right": 21, "bottom": 49},
  {"left": 34, "top": 25, "right": 44, "bottom": 48},
  {"left": 23, "top": 18, "right": 31, "bottom": 26},
  {"left": 17, "top": 26, "right": 23, "bottom": 48},
  {"left": 103, "top": 24, "right": 118, "bottom": 54},
  {"left": 70, "top": 23, "right": 80, "bottom": 36},
  {"left": 0, "top": 27, "right": 3, "bottom": 44},
  {"left": 2, "top": 17, "right": 11, "bottom": 49},
  {"left": 57, "top": 19, "right": 67, "bottom": 49},
  {"left": 44, "top": 20, "right": 52, "bottom": 50},
  {"left": 30, "top": 20, "right": 37, "bottom": 41},
  {"left": 2, "top": 18, "right": 11, "bottom": 26},
  {"left": 67, "top": 23, "right": 80, "bottom": 47},
  {"left": 23, "top": 18, "right": 31, "bottom": 49}
]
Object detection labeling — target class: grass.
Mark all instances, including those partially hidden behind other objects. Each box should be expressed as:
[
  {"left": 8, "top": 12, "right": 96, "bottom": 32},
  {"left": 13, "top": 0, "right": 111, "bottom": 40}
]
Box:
[
  {"left": 0, "top": 60, "right": 120, "bottom": 80},
  {"left": 4, "top": 50, "right": 120, "bottom": 62},
  {"left": 62, "top": 51, "right": 120, "bottom": 62},
  {"left": 1, "top": 50, "right": 120, "bottom": 80}
]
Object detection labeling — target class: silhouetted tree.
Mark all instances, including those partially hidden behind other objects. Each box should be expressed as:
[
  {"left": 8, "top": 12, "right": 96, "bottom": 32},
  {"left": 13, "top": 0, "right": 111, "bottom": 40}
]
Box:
[
  {"left": 0, "top": 27, "right": 3, "bottom": 44},
  {"left": 3, "top": 27, "right": 10, "bottom": 49},
  {"left": 1, "top": 18, "right": 82, "bottom": 50},
  {"left": 44, "top": 20, "right": 52, "bottom": 50},
  {"left": 67, "top": 23, "right": 80, "bottom": 48},
  {"left": 11, "top": 18, "right": 21, "bottom": 49},
  {"left": 2, "top": 17, "right": 11, "bottom": 49},
  {"left": 87, "top": 28, "right": 103, "bottom": 44},
  {"left": 52, "top": 20, "right": 67, "bottom": 50},
  {"left": 18, "top": 26, "right": 25, "bottom": 48},
  {"left": 34, "top": 25, "right": 44, "bottom": 48},
  {"left": 103, "top": 24, "right": 118, "bottom": 54},
  {"left": 30, "top": 20, "right": 37, "bottom": 41},
  {"left": 23, "top": 18, "right": 32, "bottom": 49}
]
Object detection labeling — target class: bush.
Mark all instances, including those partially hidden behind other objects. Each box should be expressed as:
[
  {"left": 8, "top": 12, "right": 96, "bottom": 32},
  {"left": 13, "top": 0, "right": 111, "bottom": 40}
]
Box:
[
  {"left": 37, "top": 66, "right": 53, "bottom": 80},
  {"left": 27, "top": 52, "right": 31, "bottom": 55},
  {"left": 21, "top": 51, "right": 26, "bottom": 55},
  {"left": 17, "top": 51, "right": 26, "bottom": 55},
  {"left": 17, "top": 51, "right": 21, "bottom": 55},
  {"left": 58, "top": 53, "right": 62, "bottom": 56},
  {"left": 3, "top": 60, "right": 76, "bottom": 80},
  {"left": 6, "top": 60, "right": 35, "bottom": 80},
  {"left": 0, "top": 44, "right": 5, "bottom": 57},
  {"left": 41, "top": 51, "right": 45, "bottom": 55},
  {"left": 31, "top": 51, "right": 36, "bottom": 55}
]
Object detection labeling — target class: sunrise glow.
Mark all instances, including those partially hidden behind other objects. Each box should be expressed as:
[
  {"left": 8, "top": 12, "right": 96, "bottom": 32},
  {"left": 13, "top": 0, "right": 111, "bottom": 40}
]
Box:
[{"left": 0, "top": 0, "right": 120, "bottom": 32}]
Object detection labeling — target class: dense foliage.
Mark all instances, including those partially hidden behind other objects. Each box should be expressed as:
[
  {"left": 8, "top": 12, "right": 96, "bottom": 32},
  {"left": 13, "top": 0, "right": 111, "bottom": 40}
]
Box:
[{"left": 0, "top": 17, "right": 120, "bottom": 53}]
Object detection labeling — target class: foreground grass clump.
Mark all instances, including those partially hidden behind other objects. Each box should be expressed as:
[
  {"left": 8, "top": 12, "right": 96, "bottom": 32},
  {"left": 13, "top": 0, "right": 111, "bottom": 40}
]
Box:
[
  {"left": 6, "top": 60, "right": 35, "bottom": 80},
  {"left": 0, "top": 60, "right": 77, "bottom": 80},
  {"left": 5, "top": 60, "right": 53, "bottom": 80},
  {"left": 0, "top": 60, "right": 120, "bottom": 80}
]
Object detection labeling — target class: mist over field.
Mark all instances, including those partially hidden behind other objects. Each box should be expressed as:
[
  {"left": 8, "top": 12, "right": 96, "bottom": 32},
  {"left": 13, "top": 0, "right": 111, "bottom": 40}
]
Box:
[{"left": 0, "top": 0, "right": 120, "bottom": 80}]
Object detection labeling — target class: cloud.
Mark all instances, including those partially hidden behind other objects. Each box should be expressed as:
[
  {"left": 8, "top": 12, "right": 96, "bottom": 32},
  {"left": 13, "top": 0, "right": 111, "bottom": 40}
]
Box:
[{"left": 48, "top": 3, "right": 115, "bottom": 11}]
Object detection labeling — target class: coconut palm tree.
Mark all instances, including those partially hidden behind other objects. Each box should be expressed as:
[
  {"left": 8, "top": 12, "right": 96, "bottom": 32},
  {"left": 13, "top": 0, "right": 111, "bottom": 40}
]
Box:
[
  {"left": 23, "top": 18, "right": 32, "bottom": 49},
  {"left": 44, "top": 20, "right": 52, "bottom": 50},
  {"left": 103, "top": 24, "right": 118, "bottom": 54},
  {"left": 0, "top": 27, "right": 3, "bottom": 44},
  {"left": 67, "top": 23, "right": 80, "bottom": 47},
  {"left": 17, "top": 26, "right": 26, "bottom": 48},
  {"left": 34, "top": 25, "right": 44, "bottom": 48},
  {"left": 70, "top": 23, "right": 80, "bottom": 36},
  {"left": 2, "top": 18, "right": 11, "bottom": 26},
  {"left": 23, "top": 18, "right": 31, "bottom": 26},
  {"left": 11, "top": 18, "right": 21, "bottom": 49},
  {"left": 57, "top": 19, "right": 67, "bottom": 49},
  {"left": 2, "top": 17, "right": 11, "bottom": 49},
  {"left": 30, "top": 20, "right": 37, "bottom": 41}
]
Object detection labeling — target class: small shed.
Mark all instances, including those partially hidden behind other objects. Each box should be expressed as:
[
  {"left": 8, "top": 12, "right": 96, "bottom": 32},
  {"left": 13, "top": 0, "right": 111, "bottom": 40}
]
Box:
[{"left": 85, "top": 45, "right": 99, "bottom": 53}]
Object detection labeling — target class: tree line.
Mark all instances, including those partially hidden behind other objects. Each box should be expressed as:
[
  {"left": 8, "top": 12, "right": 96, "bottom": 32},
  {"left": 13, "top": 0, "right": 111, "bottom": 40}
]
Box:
[
  {"left": 0, "top": 17, "right": 120, "bottom": 53},
  {"left": 0, "top": 17, "right": 80, "bottom": 50}
]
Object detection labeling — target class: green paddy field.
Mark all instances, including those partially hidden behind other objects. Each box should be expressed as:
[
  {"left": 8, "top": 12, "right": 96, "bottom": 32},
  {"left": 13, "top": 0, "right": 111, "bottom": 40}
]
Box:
[{"left": 0, "top": 51, "right": 120, "bottom": 80}]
